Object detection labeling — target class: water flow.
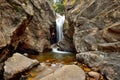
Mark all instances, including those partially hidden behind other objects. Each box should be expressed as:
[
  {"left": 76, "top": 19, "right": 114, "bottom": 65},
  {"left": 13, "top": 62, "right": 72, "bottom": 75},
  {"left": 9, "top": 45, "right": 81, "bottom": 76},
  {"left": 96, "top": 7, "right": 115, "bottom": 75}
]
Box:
[
  {"left": 56, "top": 13, "right": 65, "bottom": 42},
  {"left": 52, "top": 13, "right": 69, "bottom": 54}
]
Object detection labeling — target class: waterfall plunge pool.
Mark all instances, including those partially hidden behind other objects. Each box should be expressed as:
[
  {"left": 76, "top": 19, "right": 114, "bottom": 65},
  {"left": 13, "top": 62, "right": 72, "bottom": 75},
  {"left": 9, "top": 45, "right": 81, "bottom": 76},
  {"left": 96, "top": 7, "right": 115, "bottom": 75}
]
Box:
[{"left": 23, "top": 51, "right": 75, "bottom": 80}]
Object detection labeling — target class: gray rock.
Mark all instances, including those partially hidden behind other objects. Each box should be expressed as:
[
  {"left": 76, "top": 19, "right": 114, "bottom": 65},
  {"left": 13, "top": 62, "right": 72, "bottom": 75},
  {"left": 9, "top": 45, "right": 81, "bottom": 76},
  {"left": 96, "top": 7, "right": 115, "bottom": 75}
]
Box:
[
  {"left": 0, "top": 31, "right": 6, "bottom": 49},
  {"left": 64, "top": 0, "right": 120, "bottom": 53},
  {"left": 65, "top": 0, "right": 120, "bottom": 80},
  {"left": 4, "top": 53, "right": 39, "bottom": 80},
  {"left": 38, "top": 65, "right": 85, "bottom": 80},
  {"left": 76, "top": 51, "right": 105, "bottom": 67},
  {"left": 77, "top": 51, "right": 120, "bottom": 80},
  {"left": 88, "top": 71, "right": 101, "bottom": 80},
  {"left": 100, "top": 53, "right": 120, "bottom": 80},
  {"left": 0, "top": 0, "right": 55, "bottom": 53}
]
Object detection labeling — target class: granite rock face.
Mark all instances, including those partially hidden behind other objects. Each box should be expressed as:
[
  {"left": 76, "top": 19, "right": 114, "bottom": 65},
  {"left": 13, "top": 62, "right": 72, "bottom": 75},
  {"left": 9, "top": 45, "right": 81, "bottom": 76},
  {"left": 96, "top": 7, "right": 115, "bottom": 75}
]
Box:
[
  {"left": 65, "top": 0, "right": 120, "bottom": 80},
  {"left": 0, "top": 0, "right": 55, "bottom": 53},
  {"left": 4, "top": 53, "right": 39, "bottom": 80},
  {"left": 66, "top": 0, "right": 120, "bottom": 53}
]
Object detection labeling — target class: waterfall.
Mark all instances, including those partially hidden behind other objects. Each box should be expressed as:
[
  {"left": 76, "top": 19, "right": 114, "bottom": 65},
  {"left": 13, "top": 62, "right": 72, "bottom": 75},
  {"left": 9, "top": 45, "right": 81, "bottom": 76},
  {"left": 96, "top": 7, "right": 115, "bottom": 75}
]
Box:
[
  {"left": 56, "top": 13, "right": 65, "bottom": 42},
  {"left": 52, "top": 13, "right": 69, "bottom": 54}
]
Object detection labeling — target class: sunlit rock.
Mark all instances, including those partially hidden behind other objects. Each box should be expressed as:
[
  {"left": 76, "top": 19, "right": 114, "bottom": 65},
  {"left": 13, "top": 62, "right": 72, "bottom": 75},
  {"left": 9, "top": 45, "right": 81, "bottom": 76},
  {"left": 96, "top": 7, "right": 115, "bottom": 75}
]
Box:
[
  {"left": 0, "top": 0, "right": 55, "bottom": 53},
  {"left": 4, "top": 53, "right": 39, "bottom": 80},
  {"left": 39, "top": 65, "right": 85, "bottom": 80}
]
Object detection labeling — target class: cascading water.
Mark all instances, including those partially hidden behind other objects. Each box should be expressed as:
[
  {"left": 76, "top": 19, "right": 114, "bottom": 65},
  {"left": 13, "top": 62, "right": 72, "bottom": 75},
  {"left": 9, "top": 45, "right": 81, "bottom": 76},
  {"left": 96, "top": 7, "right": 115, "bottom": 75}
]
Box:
[
  {"left": 56, "top": 13, "right": 65, "bottom": 42},
  {"left": 52, "top": 13, "right": 69, "bottom": 54}
]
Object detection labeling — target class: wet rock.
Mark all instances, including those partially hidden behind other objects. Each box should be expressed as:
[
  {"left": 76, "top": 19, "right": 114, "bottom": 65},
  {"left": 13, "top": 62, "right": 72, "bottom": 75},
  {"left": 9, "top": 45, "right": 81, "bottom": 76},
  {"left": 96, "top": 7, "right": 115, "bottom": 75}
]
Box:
[
  {"left": 0, "top": 63, "right": 4, "bottom": 80},
  {"left": 4, "top": 53, "right": 39, "bottom": 80},
  {"left": 39, "top": 65, "right": 85, "bottom": 80},
  {"left": 56, "top": 39, "right": 76, "bottom": 52}
]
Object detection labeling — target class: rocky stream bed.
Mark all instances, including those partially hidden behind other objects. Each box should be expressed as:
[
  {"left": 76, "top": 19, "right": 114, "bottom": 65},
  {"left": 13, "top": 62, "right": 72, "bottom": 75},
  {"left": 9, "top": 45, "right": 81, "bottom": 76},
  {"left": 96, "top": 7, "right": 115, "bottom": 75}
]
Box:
[{"left": 0, "top": 0, "right": 120, "bottom": 80}]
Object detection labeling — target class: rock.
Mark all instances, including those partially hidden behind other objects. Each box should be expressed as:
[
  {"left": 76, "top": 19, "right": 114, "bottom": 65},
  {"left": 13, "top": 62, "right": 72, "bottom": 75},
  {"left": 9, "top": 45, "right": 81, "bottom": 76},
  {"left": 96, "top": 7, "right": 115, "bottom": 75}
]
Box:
[
  {"left": 37, "top": 65, "right": 85, "bottom": 80},
  {"left": 64, "top": 0, "right": 120, "bottom": 53},
  {"left": 0, "top": 0, "right": 55, "bottom": 53},
  {"left": 0, "top": 63, "right": 4, "bottom": 80},
  {"left": 73, "top": 28, "right": 99, "bottom": 52},
  {"left": 76, "top": 51, "right": 105, "bottom": 67},
  {"left": 56, "top": 17, "right": 76, "bottom": 52},
  {"left": 65, "top": 0, "right": 120, "bottom": 80},
  {"left": 77, "top": 51, "right": 120, "bottom": 80},
  {"left": 88, "top": 71, "right": 100, "bottom": 80},
  {"left": 100, "top": 53, "right": 120, "bottom": 80},
  {"left": 4, "top": 53, "right": 39, "bottom": 80},
  {"left": 98, "top": 42, "right": 120, "bottom": 52},
  {"left": 0, "top": 31, "right": 6, "bottom": 49}
]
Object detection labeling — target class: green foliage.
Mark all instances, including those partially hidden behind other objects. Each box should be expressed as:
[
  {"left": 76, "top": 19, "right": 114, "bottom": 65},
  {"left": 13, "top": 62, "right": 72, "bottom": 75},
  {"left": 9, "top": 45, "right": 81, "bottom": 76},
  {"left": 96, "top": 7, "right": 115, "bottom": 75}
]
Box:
[
  {"left": 55, "top": 4, "right": 65, "bottom": 14},
  {"left": 50, "top": 0, "right": 65, "bottom": 14}
]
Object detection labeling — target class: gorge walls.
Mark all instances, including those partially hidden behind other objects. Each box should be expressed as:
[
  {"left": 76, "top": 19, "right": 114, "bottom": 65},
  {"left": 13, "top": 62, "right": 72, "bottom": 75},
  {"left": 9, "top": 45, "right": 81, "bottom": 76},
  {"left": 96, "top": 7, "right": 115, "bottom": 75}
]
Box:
[
  {"left": 0, "top": 0, "right": 56, "bottom": 53},
  {"left": 63, "top": 0, "right": 120, "bottom": 79}
]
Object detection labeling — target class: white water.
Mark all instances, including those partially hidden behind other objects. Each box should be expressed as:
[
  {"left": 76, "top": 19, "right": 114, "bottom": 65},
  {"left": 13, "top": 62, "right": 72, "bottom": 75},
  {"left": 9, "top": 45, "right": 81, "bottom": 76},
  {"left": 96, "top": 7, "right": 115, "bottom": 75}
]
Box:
[
  {"left": 52, "top": 13, "right": 69, "bottom": 54},
  {"left": 52, "top": 47, "right": 70, "bottom": 54},
  {"left": 56, "top": 13, "right": 65, "bottom": 42}
]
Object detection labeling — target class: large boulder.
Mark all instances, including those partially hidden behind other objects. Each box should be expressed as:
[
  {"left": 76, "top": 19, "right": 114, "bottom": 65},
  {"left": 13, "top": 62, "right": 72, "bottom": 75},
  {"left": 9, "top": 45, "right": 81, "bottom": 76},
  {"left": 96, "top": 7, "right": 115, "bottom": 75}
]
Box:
[
  {"left": 76, "top": 51, "right": 105, "bottom": 68},
  {"left": 39, "top": 65, "right": 85, "bottom": 80},
  {"left": 76, "top": 51, "right": 120, "bottom": 80},
  {"left": 64, "top": 0, "right": 120, "bottom": 53},
  {"left": 4, "top": 53, "right": 39, "bottom": 80},
  {"left": 65, "top": 0, "right": 120, "bottom": 79},
  {"left": 0, "top": 0, "right": 55, "bottom": 53},
  {"left": 100, "top": 53, "right": 120, "bottom": 80}
]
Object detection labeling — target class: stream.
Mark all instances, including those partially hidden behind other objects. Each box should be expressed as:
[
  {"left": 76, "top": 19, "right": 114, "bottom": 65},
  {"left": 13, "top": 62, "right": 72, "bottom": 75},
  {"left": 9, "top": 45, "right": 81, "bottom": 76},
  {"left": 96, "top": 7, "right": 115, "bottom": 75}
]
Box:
[
  {"left": 20, "top": 51, "right": 76, "bottom": 80},
  {"left": 24, "top": 14, "right": 78, "bottom": 80},
  {"left": 19, "top": 13, "right": 104, "bottom": 80}
]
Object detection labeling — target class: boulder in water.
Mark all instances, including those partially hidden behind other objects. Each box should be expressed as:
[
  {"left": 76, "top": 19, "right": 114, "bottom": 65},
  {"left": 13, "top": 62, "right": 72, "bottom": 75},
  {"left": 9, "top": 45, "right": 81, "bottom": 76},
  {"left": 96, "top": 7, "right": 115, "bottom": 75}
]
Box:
[{"left": 4, "top": 53, "right": 39, "bottom": 80}]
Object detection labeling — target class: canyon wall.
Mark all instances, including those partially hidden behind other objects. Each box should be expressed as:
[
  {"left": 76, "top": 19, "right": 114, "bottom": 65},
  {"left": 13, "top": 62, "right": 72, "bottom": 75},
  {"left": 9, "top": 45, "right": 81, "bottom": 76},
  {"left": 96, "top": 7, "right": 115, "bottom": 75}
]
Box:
[
  {"left": 0, "top": 0, "right": 55, "bottom": 53},
  {"left": 64, "top": 0, "right": 120, "bottom": 79}
]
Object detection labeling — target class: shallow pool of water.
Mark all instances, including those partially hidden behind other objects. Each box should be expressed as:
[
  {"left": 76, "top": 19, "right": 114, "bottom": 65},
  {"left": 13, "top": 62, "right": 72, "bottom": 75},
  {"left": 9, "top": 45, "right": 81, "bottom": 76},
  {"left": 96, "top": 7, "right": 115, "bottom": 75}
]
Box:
[
  {"left": 28, "top": 51, "right": 76, "bottom": 64},
  {"left": 20, "top": 51, "right": 76, "bottom": 80}
]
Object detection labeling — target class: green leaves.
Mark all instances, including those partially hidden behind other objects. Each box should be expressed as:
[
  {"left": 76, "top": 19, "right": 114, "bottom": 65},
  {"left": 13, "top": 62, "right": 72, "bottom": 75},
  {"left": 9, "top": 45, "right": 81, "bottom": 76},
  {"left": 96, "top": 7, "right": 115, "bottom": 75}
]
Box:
[{"left": 50, "top": 0, "right": 65, "bottom": 14}]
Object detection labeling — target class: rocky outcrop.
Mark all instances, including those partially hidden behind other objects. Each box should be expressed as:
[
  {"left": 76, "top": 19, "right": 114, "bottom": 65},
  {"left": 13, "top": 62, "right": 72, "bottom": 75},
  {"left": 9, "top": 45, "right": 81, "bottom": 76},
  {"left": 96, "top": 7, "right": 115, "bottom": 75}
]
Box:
[
  {"left": 0, "top": 0, "right": 55, "bottom": 53},
  {"left": 4, "top": 53, "right": 39, "bottom": 80},
  {"left": 39, "top": 65, "right": 85, "bottom": 80},
  {"left": 76, "top": 52, "right": 120, "bottom": 80},
  {"left": 100, "top": 53, "right": 120, "bottom": 80},
  {"left": 65, "top": 0, "right": 120, "bottom": 80},
  {"left": 76, "top": 51, "right": 105, "bottom": 68},
  {"left": 65, "top": 0, "right": 120, "bottom": 53}
]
